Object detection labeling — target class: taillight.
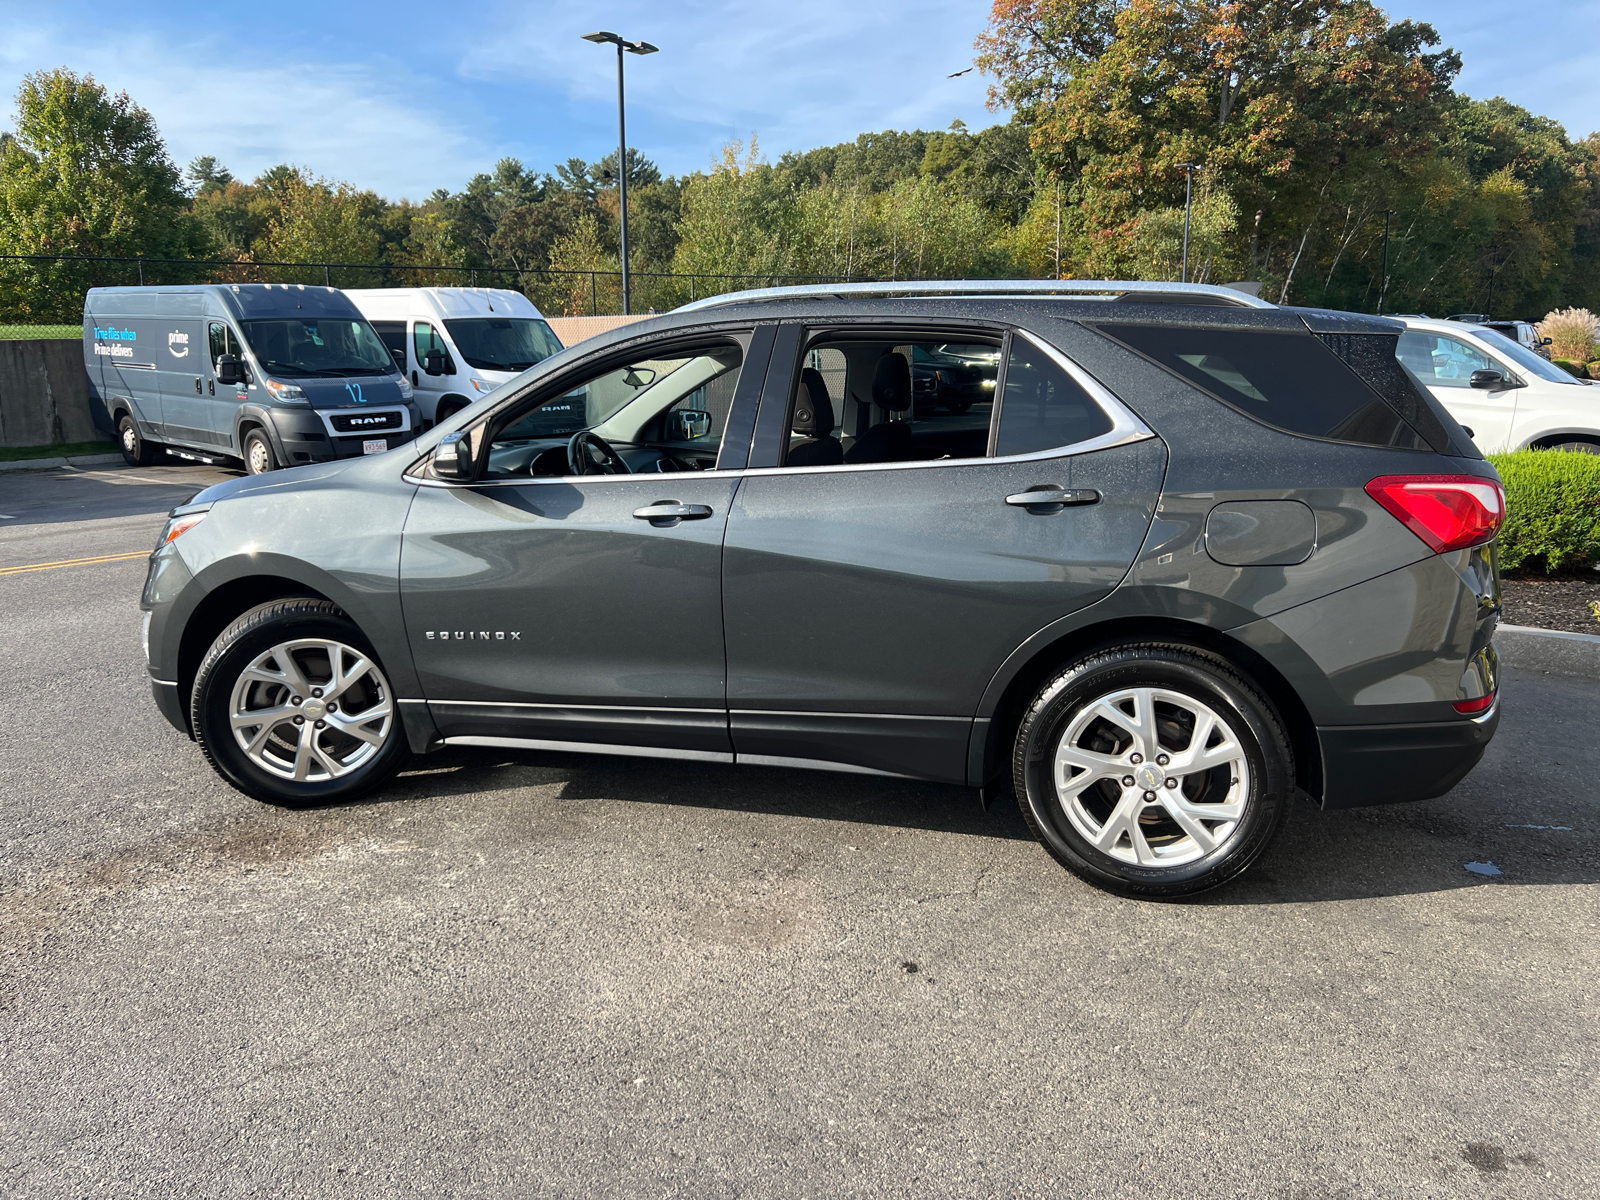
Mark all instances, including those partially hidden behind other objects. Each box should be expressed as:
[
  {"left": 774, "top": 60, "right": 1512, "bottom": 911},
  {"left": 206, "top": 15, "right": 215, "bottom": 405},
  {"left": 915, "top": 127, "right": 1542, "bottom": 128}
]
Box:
[
  {"left": 1365, "top": 475, "right": 1505, "bottom": 554},
  {"left": 1453, "top": 693, "right": 1496, "bottom": 715}
]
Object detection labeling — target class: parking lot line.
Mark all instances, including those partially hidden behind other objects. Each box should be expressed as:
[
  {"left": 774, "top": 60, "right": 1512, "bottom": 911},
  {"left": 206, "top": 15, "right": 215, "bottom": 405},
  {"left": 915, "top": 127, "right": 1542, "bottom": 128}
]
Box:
[{"left": 0, "top": 549, "right": 149, "bottom": 576}]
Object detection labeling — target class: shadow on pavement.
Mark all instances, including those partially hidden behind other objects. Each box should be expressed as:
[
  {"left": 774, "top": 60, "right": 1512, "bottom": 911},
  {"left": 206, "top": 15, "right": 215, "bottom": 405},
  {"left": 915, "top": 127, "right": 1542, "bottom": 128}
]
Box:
[{"left": 0, "top": 462, "right": 237, "bottom": 528}]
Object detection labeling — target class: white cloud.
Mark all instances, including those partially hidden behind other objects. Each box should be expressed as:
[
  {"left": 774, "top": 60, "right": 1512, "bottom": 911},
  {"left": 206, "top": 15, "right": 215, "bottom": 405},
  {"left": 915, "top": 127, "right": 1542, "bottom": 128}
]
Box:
[
  {"left": 459, "top": 0, "right": 999, "bottom": 169},
  {"left": 0, "top": 23, "right": 491, "bottom": 198}
]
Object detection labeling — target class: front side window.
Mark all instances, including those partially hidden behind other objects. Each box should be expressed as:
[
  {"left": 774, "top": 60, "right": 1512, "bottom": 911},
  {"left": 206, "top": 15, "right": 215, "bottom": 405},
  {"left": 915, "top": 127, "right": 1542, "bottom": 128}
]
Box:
[
  {"left": 1100, "top": 323, "right": 1423, "bottom": 449},
  {"left": 238, "top": 318, "right": 394, "bottom": 378},
  {"left": 1397, "top": 331, "right": 1494, "bottom": 389},
  {"left": 480, "top": 343, "right": 745, "bottom": 479},
  {"left": 444, "top": 318, "right": 562, "bottom": 372},
  {"left": 414, "top": 321, "right": 453, "bottom": 372},
  {"left": 207, "top": 321, "right": 241, "bottom": 368}
]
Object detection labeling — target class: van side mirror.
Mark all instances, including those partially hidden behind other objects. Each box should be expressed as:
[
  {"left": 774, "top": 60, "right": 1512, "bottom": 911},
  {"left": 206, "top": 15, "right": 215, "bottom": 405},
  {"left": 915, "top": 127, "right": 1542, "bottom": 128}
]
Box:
[
  {"left": 1470, "top": 369, "right": 1508, "bottom": 390},
  {"left": 1542, "top": 337, "right": 1554, "bottom": 346},
  {"left": 423, "top": 349, "right": 446, "bottom": 376},
  {"left": 433, "top": 432, "right": 475, "bottom": 481},
  {"left": 216, "top": 354, "right": 245, "bottom": 386},
  {"left": 665, "top": 409, "right": 712, "bottom": 441}
]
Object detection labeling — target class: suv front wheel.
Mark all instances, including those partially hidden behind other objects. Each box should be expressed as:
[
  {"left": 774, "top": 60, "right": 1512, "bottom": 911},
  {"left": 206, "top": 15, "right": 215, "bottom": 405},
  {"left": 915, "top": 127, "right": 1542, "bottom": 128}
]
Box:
[
  {"left": 192, "top": 598, "right": 408, "bottom": 805},
  {"left": 1013, "top": 644, "right": 1292, "bottom": 898}
]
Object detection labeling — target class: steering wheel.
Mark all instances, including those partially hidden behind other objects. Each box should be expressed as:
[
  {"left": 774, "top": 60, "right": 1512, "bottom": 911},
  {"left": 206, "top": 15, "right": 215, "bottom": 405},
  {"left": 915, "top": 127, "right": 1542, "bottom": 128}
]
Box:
[{"left": 566, "top": 431, "right": 631, "bottom": 476}]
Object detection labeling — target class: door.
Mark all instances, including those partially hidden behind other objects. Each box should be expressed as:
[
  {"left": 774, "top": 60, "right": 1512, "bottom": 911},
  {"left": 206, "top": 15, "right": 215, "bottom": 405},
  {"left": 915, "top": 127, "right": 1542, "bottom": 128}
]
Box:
[
  {"left": 87, "top": 314, "right": 165, "bottom": 438},
  {"left": 1397, "top": 329, "right": 1518, "bottom": 452},
  {"left": 204, "top": 322, "right": 248, "bottom": 449},
  {"left": 400, "top": 329, "right": 770, "bottom": 757},
  {"left": 722, "top": 327, "right": 1166, "bottom": 784},
  {"left": 154, "top": 318, "right": 212, "bottom": 447},
  {"left": 412, "top": 320, "right": 456, "bottom": 421}
]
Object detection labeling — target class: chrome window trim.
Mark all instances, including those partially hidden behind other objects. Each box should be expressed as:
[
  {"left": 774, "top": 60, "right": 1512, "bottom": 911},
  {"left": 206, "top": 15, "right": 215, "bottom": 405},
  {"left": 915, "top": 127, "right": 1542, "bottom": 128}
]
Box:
[
  {"left": 317, "top": 405, "right": 413, "bottom": 439},
  {"left": 402, "top": 328, "right": 1155, "bottom": 488}
]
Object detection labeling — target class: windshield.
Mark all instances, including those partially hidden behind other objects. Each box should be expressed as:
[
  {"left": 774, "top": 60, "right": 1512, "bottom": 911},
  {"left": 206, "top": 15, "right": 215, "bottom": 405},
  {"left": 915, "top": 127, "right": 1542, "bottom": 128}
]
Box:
[
  {"left": 444, "top": 318, "right": 563, "bottom": 372},
  {"left": 239, "top": 318, "right": 395, "bottom": 378},
  {"left": 1479, "top": 329, "right": 1580, "bottom": 385}
]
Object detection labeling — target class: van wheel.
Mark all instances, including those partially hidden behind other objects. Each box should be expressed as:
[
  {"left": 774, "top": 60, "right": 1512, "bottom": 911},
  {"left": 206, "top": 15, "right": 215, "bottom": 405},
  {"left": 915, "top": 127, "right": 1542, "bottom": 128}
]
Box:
[
  {"left": 117, "top": 415, "right": 158, "bottom": 467},
  {"left": 1012, "top": 643, "right": 1292, "bottom": 899},
  {"left": 1546, "top": 439, "right": 1600, "bottom": 454},
  {"left": 243, "top": 428, "right": 277, "bottom": 474},
  {"left": 191, "top": 597, "right": 408, "bottom": 806},
  {"left": 434, "top": 399, "right": 465, "bottom": 424}
]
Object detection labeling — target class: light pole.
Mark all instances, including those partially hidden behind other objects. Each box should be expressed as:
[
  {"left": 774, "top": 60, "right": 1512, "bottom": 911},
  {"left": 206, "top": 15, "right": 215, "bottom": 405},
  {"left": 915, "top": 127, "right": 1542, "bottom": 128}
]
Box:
[
  {"left": 582, "top": 31, "right": 658, "bottom": 315},
  {"left": 1377, "top": 209, "right": 1396, "bottom": 315},
  {"left": 1177, "top": 163, "right": 1202, "bottom": 283}
]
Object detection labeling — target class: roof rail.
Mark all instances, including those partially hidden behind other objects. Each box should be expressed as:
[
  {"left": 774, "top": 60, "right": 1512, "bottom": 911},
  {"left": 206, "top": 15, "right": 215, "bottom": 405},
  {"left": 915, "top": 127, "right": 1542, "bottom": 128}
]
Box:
[{"left": 673, "top": 278, "right": 1276, "bottom": 313}]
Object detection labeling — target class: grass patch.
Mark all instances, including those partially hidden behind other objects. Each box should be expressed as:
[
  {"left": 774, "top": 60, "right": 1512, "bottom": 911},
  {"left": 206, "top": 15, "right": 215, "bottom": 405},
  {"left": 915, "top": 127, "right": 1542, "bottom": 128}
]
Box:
[
  {"left": 0, "top": 439, "right": 116, "bottom": 462},
  {"left": 1489, "top": 448, "right": 1600, "bottom": 572},
  {"left": 0, "top": 325, "right": 81, "bottom": 340}
]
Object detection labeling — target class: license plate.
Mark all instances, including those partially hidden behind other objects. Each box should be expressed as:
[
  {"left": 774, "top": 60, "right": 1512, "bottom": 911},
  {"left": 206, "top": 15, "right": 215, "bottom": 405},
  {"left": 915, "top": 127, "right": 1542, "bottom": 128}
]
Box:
[{"left": 362, "top": 439, "right": 388, "bottom": 455}]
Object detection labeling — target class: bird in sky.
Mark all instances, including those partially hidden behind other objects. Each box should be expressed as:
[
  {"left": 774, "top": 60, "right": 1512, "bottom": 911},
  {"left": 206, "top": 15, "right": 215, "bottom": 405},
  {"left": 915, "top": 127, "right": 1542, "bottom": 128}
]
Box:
[{"left": 948, "top": 67, "right": 975, "bottom": 78}]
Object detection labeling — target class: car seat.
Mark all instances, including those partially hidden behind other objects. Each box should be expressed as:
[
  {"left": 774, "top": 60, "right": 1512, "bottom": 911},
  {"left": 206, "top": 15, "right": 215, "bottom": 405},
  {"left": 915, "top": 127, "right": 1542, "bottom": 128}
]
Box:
[
  {"left": 843, "top": 353, "right": 913, "bottom": 464},
  {"left": 787, "top": 368, "right": 844, "bottom": 467}
]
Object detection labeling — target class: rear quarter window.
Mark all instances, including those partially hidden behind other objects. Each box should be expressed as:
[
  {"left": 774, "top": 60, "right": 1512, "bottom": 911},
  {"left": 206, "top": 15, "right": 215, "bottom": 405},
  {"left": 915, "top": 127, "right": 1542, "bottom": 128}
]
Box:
[{"left": 1092, "top": 324, "right": 1424, "bottom": 451}]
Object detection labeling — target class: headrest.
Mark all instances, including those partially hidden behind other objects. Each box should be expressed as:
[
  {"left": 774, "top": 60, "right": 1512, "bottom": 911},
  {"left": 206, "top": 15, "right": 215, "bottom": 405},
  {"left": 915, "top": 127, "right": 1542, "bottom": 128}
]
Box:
[
  {"left": 872, "top": 353, "right": 911, "bottom": 414},
  {"left": 793, "top": 368, "right": 836, "bottom": 436}
]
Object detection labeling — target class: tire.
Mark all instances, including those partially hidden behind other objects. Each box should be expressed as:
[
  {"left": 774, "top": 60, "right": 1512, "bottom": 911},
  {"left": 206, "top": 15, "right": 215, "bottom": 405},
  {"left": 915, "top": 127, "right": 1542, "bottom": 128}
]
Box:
[
  {"left": 243, "top": 427, "right": 277, "bottom": 475},
  {"left": 942, "top": 400, "right": 974, "bottom": 414},
  {"left": 117, "top": 414, "right": 158, "bottom": 467},
  {"left": 1012, "top": 643, "right": 1292, "bottom": 899},
  {"left": 191, "top": 597, "right": 408, "bottom": 806},
  {"left": 1546, "top": 440, "right": 1600, "bottom": 455},
  {"left": 434, "top": 399, "right": 465, "bottom": 424}
]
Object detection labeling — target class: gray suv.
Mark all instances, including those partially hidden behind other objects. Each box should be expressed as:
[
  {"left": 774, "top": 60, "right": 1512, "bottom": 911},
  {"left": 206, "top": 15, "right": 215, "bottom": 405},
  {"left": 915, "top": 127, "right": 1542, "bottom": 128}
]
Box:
[{"left": 141, "top": 281, "right": 1504, "bottom": 897}]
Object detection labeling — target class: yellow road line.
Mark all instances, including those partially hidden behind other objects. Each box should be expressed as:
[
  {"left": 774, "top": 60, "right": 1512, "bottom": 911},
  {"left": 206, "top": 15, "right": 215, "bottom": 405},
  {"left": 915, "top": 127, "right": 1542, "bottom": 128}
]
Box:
[{"left": 0, "top": 549, "right": 149, "bottom": 576}]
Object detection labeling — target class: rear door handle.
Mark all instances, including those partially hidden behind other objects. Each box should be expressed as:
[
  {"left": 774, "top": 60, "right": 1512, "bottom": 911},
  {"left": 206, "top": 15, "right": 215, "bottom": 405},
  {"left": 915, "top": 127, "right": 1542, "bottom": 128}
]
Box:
[
  {"left": 1005, "top": 487, "right": 1100, "bottom": 510},
  {"left": 633, "top": 501, "right": 714, "bottom": 526}
]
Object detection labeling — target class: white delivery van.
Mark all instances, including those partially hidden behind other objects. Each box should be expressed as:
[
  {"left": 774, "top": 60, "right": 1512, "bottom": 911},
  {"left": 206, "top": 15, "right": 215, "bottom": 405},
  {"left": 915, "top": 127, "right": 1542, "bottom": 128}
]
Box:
[
  {"left": 1398, "top": 316, "right": 1600, "bottom": 454},
  {"left": 343, "top": 288, "right": 564, "bottom": 427}
]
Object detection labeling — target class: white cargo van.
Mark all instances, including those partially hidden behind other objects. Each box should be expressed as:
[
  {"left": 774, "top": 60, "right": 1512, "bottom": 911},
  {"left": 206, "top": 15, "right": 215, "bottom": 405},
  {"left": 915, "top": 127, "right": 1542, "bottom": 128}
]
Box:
[{"left": 343, "top": 288, "right": 563, "bottom": 427}]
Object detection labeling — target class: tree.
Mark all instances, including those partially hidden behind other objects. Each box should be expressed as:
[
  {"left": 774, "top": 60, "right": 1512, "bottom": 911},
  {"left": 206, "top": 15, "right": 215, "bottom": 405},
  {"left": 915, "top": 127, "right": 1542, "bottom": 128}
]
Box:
[
  {"left": 976, "top": 1, "right": 1460, "bottom": 296},
  {"left": 185, "top": 155, "right": 233, "bottom": 196},
  {"left": 0, "top": 68, "right": 206, "bottom": 318}
]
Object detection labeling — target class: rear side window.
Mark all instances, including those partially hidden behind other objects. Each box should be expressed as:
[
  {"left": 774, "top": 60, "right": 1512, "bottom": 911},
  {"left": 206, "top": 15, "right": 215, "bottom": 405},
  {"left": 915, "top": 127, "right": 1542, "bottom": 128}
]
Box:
[
  {"left": 994, "top": 340, "right": 1113, "bottom": 457},
  {"left": 1096, "top": 325, "right": 1424, "bottom": 450}
]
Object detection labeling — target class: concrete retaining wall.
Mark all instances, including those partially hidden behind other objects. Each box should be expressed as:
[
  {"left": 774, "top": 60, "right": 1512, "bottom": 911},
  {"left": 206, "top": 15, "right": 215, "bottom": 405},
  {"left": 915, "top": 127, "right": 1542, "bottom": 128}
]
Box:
[{"left": 0, "top": 338, "right": 105, "bottom": 447}]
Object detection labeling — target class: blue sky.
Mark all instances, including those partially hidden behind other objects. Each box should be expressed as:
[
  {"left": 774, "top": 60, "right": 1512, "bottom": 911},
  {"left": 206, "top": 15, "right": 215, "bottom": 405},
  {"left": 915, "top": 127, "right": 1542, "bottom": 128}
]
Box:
[{"left": 1, "top": 0, "right": 1596, "bottom": 200}]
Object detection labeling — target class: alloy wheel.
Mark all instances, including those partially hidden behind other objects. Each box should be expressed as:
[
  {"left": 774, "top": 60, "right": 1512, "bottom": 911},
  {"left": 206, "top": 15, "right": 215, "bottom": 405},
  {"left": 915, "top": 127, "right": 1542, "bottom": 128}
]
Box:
[
  {"left": 1054, "top": 686, "right": 1250, "bottom": 867},
  {"left": 227, "top": 638, "right": 393, "bottom": 782}
]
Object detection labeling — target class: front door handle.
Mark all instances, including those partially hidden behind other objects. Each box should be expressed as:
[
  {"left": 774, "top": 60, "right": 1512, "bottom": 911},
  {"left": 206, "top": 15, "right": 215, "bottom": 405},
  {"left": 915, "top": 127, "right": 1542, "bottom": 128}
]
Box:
[
  {"left": 633, "top": 501, "right": 714, "bottom": 526},
  {"left": 1005, "top": 487, "right": 1100, "bottom": 512}
]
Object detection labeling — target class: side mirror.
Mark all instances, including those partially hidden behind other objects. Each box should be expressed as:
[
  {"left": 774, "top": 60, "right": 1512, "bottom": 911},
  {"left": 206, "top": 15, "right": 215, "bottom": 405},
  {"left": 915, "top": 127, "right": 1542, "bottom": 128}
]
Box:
[
  {"left": 216, "top": 353, "right": 244, "bottom": 386},
  {"left": 1470, "top": 369, "right": 1508, "bottom": 390},
  {"left": 1542, "top": 337, "right": 1554, "bottom": 346},
  {"left": 423, "top": 348, "right": 446, "bottom": 376},
  {"left": 665, "top": 409, "right": 712, "bottom": 441},
  {"left": 433, "top": 431, "right": 474, "bottom": 481}
]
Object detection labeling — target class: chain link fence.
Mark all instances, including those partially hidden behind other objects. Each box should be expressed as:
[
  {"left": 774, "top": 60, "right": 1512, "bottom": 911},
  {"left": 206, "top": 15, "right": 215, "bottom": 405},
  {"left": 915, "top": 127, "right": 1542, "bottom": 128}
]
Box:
[{"left": 0, "top": 254, "right": 883, "bottom": 339}]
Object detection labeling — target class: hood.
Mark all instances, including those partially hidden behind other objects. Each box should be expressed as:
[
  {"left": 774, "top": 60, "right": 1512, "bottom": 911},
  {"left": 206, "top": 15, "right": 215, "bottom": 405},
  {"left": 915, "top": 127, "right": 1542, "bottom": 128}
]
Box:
[
  {"left": 185, "top": 457, "right": 363, "bottom": 509},
  {"left": 282, "top": 374, "right": 409, "bottom": 409}
]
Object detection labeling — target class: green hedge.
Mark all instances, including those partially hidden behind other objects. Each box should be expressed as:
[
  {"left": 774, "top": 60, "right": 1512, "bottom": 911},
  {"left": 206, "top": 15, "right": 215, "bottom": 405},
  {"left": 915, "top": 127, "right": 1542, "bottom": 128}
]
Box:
[
  {"left": 0, "top": 325, "right": 80, "bottom": 340},
  {"left": 1489, "top": 449, "right": 1600, "bottom": 572},
  {"left": 1551, "top": 358, "right": 1590, "bottom": 378}
]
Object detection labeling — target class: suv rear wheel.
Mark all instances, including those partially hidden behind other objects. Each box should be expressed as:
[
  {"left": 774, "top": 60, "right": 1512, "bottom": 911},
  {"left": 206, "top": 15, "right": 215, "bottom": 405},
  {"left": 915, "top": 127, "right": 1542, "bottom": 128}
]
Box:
[
  {"left": 192, "top": 598, "right": 408, "bottom": 805},
  {"left": 1013, "top": 643, "right": 1291, "bottom": 898}
]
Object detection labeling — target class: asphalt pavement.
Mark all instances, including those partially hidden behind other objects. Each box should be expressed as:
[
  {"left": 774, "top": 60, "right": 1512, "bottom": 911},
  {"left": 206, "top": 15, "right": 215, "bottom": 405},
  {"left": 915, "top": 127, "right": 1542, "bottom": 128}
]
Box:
[{"left": 0, "top": 462, "right": 1595, "bottom": 1199}]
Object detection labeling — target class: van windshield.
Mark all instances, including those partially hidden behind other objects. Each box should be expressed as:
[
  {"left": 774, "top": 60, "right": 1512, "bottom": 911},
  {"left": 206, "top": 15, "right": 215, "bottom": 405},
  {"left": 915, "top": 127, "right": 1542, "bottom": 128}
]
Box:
[
  {"left": 444, "top": 318, "right": 563, "bottom": 372},
  {"left": 239, "top": 318, "right": 395, "bottom": 377}
]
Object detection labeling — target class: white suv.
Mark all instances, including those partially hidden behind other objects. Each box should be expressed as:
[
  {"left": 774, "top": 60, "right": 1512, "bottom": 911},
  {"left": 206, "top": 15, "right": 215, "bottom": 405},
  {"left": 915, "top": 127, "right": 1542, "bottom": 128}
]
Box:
[{"left": 1398, "top": 317, "right": 1599, "bottom": 453}]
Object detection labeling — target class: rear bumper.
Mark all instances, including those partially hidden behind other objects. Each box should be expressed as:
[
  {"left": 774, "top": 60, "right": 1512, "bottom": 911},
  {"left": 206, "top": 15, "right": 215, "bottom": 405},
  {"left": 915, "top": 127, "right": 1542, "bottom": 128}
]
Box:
[{"left": 1316, "top": 699, "right": 1499, "bottom": 810}]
